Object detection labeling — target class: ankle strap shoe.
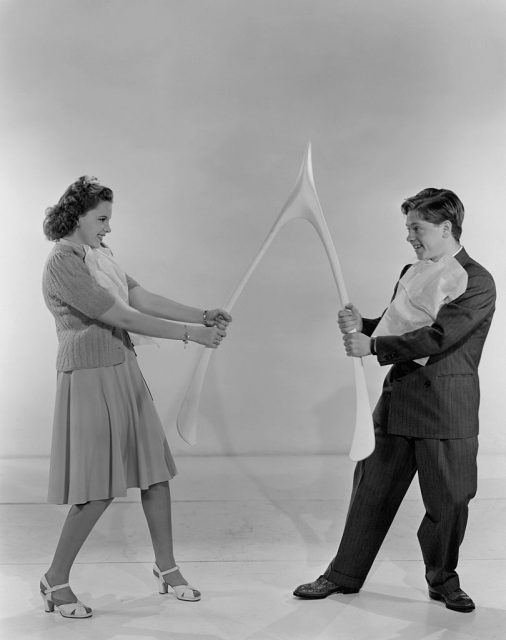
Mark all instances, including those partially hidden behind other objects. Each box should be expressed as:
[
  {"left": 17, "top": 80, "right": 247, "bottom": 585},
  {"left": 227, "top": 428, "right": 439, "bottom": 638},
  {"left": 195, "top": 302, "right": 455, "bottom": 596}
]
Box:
[{"left": 40, "top": 575, "right": 92, "bottom": 618}]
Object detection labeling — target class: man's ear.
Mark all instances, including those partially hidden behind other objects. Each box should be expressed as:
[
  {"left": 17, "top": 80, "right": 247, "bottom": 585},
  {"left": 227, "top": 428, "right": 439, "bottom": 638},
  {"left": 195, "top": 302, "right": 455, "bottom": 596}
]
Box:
[{"left": 442, "top": 220, "right": 452, "bottom": 237}]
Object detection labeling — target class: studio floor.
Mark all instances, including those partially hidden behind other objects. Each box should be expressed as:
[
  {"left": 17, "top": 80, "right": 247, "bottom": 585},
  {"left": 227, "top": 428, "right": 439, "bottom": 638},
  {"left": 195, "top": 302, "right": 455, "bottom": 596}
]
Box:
[{"left": 0, "top": 454, "right": 505, "bottom": 640}]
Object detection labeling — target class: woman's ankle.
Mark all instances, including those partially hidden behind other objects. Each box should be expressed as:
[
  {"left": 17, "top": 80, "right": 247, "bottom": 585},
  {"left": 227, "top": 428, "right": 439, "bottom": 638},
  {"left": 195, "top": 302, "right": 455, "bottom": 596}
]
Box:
[
  {"left": 155, "top": 560, "right": 177, "bottom": 571},
  {"left": 44, "top": 569, "right": 70, "bottom": 586},
  {"left": 156, "top": 565, "right": 187, "bottom": 587}
]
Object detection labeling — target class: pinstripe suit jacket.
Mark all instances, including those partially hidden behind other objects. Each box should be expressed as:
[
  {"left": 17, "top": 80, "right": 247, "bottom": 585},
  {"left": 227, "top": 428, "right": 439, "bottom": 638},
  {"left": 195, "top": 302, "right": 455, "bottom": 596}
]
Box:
[{"left": 363, "top": 249, "right": 495, "bottom": 439}]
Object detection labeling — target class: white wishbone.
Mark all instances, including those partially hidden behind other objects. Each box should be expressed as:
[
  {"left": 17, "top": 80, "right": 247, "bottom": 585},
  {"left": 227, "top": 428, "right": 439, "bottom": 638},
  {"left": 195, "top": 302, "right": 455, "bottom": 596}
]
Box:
[{"left": 176, "top": 143, "right": 374, "bottom": 461}]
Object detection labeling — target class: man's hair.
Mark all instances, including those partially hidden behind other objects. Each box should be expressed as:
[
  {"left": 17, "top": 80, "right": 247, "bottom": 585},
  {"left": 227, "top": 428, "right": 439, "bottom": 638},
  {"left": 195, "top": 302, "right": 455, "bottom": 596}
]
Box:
[{"left": 401, "top": 188, "right": 464, "bottom": 241}]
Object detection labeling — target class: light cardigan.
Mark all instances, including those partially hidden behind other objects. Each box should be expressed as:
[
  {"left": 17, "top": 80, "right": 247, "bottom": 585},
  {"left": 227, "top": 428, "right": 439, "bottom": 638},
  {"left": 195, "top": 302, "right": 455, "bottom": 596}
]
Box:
[{"left": 43, "top": 241, "right": 140, "bottom": 371}]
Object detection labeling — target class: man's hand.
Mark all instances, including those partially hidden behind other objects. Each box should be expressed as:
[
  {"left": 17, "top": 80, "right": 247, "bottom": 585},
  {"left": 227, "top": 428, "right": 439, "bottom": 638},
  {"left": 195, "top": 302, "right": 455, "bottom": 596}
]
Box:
[
  {"left": 337, "top": 303, "right": 363, "bottom": 335},
  {"left": 343, "top": 331, "right": 371, "bottom": 357}
]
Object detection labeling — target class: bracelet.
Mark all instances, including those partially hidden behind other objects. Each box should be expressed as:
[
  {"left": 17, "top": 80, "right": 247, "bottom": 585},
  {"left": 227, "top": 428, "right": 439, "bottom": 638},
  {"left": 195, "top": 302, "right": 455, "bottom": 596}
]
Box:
[
  {"left": 203, "top": 309, "right": 209, "bottom": 326},
  {"left": 183, "top": 325, "right": 190, "bottom": 348},
  {"left": 370, "top": 337, "right": 377, "bottom": 356}
]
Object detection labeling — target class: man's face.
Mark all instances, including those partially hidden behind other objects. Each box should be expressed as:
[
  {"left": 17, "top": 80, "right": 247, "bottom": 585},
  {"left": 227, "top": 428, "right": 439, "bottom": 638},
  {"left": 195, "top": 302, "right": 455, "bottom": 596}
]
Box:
[{"left": 405, "top": 210, "right": 450, "bottom": 261}]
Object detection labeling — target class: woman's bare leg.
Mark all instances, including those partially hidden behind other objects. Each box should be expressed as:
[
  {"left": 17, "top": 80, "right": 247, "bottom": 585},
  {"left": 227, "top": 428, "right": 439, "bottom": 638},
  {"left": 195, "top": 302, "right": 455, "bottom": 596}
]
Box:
[
  {"left": 44, "top": 498, "right": 113, "bottom": 603},
  {"left": 141, "top": 481, "right": 191, "bottom": 588}
]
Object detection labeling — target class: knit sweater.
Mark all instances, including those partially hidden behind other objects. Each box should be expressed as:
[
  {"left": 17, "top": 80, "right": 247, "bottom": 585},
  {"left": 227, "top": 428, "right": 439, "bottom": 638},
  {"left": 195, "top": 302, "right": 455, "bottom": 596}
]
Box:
[{"left": 42, "top": 242, "right": 140, "bottom": 371}]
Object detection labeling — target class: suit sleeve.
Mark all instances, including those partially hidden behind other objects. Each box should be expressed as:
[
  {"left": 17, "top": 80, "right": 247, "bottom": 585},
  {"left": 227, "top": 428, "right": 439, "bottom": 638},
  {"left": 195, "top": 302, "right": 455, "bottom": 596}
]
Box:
[{"left": 374, "top": 268, "right": 496, "bottom": 365}]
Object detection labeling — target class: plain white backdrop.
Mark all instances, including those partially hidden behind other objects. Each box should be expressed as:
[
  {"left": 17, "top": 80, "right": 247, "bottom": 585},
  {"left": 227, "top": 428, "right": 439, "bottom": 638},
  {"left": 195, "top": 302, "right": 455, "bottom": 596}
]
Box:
[{"left": 1, "top": 0, "right": 505, "bottom": 458}]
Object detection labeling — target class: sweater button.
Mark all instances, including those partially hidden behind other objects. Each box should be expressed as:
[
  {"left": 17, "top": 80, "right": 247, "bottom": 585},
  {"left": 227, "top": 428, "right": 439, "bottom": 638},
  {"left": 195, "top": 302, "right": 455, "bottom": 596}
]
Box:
[{"left": 424, "top": 380, "right": 431, "bottom": 388}]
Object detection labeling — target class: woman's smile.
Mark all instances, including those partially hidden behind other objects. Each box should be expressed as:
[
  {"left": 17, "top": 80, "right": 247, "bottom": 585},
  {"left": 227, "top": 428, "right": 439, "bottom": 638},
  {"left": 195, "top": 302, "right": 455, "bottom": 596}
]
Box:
[{"left": 68, "top": 201, "right": 112, "bottom": 248}]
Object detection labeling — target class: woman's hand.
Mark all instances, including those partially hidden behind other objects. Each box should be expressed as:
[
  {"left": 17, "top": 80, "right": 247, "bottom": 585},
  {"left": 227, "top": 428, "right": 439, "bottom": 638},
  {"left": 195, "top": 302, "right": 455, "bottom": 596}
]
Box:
[
  {"left": 337, "top": 303, "right": 363, "bottom": 334},
  {"left": 190, "top": 325, "right": 227, "bottom": 348},
  {"left": 204, "top": 308, "right": 232, "bottom": 330}
]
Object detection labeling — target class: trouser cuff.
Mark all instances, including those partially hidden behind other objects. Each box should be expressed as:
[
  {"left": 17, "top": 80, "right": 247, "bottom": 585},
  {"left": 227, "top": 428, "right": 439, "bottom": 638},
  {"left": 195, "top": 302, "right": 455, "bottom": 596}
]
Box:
[
  {"left": 324, "top": 568, "right": 364, "bottom": 590},
  {"left": 426, "top": 575, "right": 460, "bottom": 595}
]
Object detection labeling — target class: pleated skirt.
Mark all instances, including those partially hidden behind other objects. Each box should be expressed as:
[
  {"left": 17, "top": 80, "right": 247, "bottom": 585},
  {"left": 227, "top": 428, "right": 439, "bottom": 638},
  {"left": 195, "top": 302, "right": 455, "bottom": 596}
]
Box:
[{"left": 47, "top": 347, "right": 177, "bottom": 505}]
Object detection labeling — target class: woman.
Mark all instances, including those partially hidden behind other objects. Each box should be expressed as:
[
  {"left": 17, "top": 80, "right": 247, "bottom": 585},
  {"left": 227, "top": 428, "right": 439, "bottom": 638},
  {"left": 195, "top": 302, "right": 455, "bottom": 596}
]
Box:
[{"left": 41, "top": 176, "right": 231, "bottom": 618}]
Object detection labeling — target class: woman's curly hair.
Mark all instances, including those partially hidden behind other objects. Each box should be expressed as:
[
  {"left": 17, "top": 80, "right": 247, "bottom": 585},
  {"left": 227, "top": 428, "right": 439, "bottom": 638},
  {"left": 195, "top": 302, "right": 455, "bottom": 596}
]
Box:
[{"left": 43, "top": 176, "right": 113, "bottom": 241}]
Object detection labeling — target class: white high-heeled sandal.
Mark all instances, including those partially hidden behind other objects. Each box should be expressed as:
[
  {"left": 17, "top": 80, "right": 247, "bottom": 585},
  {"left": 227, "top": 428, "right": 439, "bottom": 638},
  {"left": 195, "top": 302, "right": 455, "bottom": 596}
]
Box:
[
  {"left": 152, "top": 563, "right": 201, "bottom": 601},
  {"left": 40, "top": 575, "right": 92, "bottom": 618}
]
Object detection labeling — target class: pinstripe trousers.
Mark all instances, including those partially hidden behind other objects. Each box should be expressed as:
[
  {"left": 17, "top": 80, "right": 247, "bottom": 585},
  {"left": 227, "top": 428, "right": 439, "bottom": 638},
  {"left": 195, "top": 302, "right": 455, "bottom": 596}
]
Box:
[{"left": 324, "top": 426, "right": 478, "bottom": 594}]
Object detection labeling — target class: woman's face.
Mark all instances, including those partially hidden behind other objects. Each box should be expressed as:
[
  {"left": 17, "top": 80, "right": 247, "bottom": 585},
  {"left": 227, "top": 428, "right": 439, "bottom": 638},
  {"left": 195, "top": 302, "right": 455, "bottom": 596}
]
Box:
[
  {"left": 70, "top": 201, "right": 112, "bottom": 248},
  {"left": 405, "top": 210, "right": 451, "bottom": 261}
]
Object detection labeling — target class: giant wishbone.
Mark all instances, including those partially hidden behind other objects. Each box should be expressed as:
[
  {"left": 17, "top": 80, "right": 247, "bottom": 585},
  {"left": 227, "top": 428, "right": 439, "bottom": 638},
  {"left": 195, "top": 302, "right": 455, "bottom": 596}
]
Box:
[{"left": 177, "top": 143, "right": 375, "bottom": 461}]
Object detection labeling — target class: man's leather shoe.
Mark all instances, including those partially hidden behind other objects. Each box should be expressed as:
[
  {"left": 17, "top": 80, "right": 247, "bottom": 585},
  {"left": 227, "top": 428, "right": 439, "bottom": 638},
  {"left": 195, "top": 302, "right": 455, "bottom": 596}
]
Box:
[
  {"left": 293, "top": 576, "right": 359, "bottom": 599},
  {"left": 428, "top": 587, "right": 475, "bottom": 612}
]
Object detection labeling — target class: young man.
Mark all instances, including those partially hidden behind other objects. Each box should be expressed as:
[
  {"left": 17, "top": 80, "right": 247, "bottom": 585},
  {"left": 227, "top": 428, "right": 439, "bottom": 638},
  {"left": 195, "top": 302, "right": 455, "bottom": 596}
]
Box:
[{"left": 293, "top": 188, "right": 495, "bottom": 612}]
